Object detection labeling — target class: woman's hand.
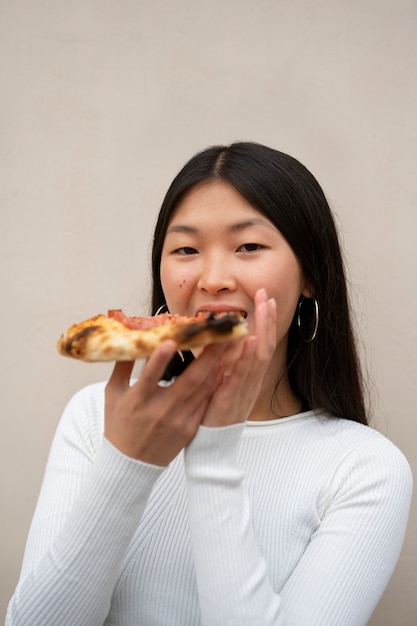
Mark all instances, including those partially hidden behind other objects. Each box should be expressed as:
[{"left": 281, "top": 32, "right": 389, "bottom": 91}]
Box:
[
  {"left": 104, "top": 288, "right": 276, "bottom": 464},
  {"left": 201, "top": 288, "right": 277, "bottom": 427},
  {"left": 104, "top": 339, "right": 229, "bottom": 465}
]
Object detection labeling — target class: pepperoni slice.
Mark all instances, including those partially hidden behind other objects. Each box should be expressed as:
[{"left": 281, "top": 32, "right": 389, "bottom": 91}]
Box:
[{"left": 108, "top": 309, "right": 206, "bottom": 330}]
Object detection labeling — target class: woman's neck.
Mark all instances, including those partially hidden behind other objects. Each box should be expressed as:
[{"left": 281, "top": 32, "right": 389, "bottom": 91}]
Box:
[{"left": 249, "top": 369, "right": 302, "bottom": 421}]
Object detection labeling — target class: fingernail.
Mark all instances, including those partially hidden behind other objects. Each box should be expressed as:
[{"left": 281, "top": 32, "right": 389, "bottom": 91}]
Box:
[{"left": 258, "top": 287, "right": 268, "bottom": 302}]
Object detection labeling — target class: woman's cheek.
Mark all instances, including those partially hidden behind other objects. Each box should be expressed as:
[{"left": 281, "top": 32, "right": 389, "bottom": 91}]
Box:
[{"left": 163, "top": 275, "right": 191, "bottom": 314}]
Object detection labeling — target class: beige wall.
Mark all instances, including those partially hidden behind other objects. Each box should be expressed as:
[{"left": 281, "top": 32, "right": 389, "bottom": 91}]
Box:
[{"left": 1, "top": 0, "right": 416, "bottom": 623}]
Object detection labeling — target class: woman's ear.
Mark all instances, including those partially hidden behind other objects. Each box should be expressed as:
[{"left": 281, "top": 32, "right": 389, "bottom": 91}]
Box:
[{"left": 302, "top": 281, "right": 314, "bottom": 299}]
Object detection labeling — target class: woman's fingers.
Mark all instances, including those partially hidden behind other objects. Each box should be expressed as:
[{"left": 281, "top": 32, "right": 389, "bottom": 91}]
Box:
[
  {"left": 136, "top": 340, "right": 179, "bottom": 395},
  {"left": 254, "top": 288, "right": 277, "bottom": 363},
  {"left": 105, "top": 361, "right": 136, "bottom": 418},
  {"left": 105, "top": 340, "right": 178, "bottom": 407},
  {"left": 104, "top": 339, "right": 229, "bottom": 464},
  {"left": 201, "top": 289, "right": 277, "bottom": 427},
  {"left": 107, "top": 360, "right": 135, "bottom": 391}
]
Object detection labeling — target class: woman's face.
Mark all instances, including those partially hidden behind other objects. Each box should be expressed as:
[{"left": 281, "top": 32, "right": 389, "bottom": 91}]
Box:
[{"left": 160, "top": 180, "right": 311, "bottom": 363}]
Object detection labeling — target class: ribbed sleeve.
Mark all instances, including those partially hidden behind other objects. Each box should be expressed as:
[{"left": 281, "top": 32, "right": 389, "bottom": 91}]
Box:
[
  {"left": 185, "top": 424, "right": 285, "bottom": 625},
  {"left": 6, "top": 385, "right": 164, "bottom": 626}
]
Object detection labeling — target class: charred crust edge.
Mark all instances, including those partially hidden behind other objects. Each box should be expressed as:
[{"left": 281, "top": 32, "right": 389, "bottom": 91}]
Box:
[
  {"left": 179, "top": 314, "right": 242, "bottom": 340},
  {"left": 62, "top": 325, "right": 102, "bottom": 355}
]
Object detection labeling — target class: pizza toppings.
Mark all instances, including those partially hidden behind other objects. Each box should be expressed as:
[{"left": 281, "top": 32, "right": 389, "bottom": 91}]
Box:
[
  {"left": 56, "top": 309, "right": 248, "bottom": 362},
  {"left": 107, "top": 309, "right": 207, "bottom": 329}
]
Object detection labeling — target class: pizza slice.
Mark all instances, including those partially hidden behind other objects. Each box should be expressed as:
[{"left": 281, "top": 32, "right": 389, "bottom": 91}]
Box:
[{"left": 56, "top": 309, "right": 248, "bottom": 362}]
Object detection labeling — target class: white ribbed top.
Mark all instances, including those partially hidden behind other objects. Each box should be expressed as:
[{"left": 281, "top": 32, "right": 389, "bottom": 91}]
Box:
[{"left": 7, "top": 382, "right": 412, "bottom": 626}]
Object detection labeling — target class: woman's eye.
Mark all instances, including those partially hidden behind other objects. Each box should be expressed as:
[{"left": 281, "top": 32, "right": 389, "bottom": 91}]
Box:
[
  {"left": 175, "top": 246, "right": 198, "bottom": 255},
  {"left": 237, "top": 243, "right": 263, "bottom": 252}
]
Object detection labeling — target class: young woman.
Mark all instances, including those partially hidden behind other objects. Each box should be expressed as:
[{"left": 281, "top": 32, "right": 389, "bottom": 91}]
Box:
[{"left": 7, "top": 142, "right": 412, "bottom": 625}]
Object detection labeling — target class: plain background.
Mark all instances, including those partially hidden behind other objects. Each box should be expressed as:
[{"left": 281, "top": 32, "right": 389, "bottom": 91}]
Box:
[{"left": 1, "top": 0, "right": 416, "bottom": 623}]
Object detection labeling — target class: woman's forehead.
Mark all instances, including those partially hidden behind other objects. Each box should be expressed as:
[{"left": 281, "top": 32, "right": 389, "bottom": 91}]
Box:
[{"left": 168, "top": 180, "right": 273, "bottom": 229}]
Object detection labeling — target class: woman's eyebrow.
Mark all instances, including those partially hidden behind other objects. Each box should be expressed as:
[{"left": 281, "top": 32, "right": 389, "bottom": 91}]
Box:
[
  {"left": 166, "top": 224, "right": 198, "bottom": 235},
  {"left": 229, "top": 219, "right": 273, "bottom": 232},
  {"left": 166, "top": 219, "right": 273, "bottom": 235}
]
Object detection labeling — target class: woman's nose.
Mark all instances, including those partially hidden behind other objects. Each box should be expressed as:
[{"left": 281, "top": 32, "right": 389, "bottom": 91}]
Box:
[{"left": 197, "top": 260, "right": 236, "bottom": 293}]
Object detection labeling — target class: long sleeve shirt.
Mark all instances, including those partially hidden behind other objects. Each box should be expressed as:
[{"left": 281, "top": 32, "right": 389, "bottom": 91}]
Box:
[{"left": 6, "top": 382, "right": 413, "bottom": 625}]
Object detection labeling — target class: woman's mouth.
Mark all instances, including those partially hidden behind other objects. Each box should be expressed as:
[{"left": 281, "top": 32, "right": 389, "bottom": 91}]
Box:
[{"left": 198, "top": 310, "right": 247, "bottom": 320}]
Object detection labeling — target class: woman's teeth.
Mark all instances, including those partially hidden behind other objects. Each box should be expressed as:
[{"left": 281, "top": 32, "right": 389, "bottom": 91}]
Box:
[{"left": 200, "top": 311, "right": 247, "bottom": 319}]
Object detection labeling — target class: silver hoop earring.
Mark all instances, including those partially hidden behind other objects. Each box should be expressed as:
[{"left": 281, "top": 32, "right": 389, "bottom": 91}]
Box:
[
  {"left": 155, "top": 303, "right": 169, "bottom": 316},
  {"left": 297, "top": 297, "right": 319, "bottom": 343}
]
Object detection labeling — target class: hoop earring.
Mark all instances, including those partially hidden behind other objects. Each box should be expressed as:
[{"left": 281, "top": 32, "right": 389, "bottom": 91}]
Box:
[
  {"left": 297, "top": 297, "right": 319, "bottom": 343},
  {"left": 155, "top": 303, "right": 169, "bottom": 316}
]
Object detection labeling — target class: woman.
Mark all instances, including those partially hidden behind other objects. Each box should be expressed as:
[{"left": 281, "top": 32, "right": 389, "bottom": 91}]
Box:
[{"left": 7, "top": 142, "right": 412, "bottom": 625}]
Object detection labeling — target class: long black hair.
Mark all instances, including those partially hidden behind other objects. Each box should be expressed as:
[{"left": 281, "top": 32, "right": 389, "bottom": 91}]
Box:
[{"left": 151, "top": 142, "right": 368, "bottom": 425}]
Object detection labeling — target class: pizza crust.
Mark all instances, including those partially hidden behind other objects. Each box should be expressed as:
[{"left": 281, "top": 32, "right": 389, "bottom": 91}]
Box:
[{"left": 57, "top": 313, "right": 248, "bottom": 362}]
